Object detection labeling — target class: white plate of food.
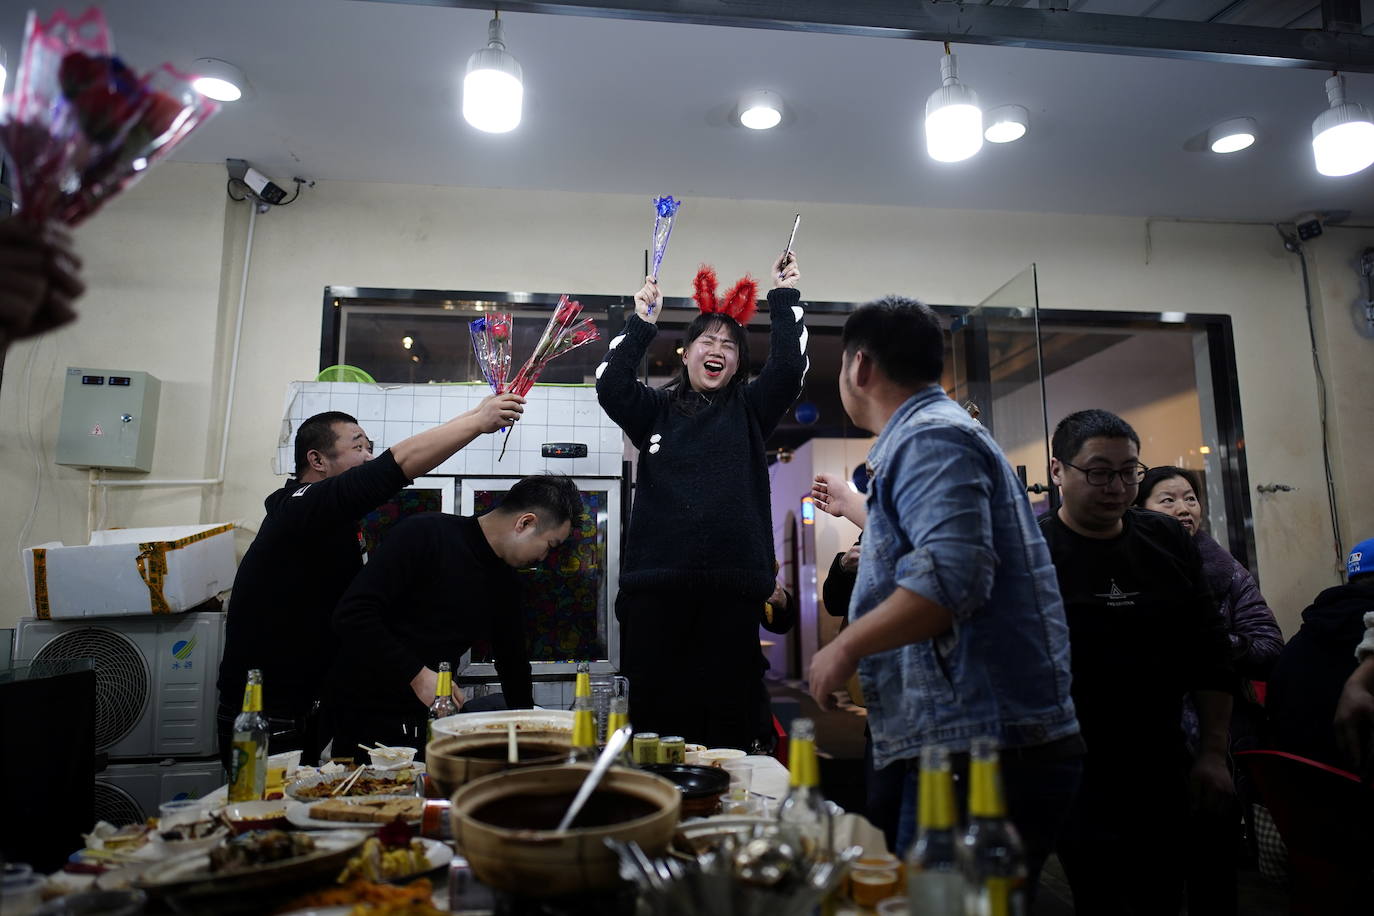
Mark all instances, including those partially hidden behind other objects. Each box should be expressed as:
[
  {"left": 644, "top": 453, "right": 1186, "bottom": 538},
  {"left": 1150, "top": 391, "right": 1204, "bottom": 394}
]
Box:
[
  {"left": 428, "top": 708, "right": 573, "bottom": 739},
  {"left": 135, "top": 830, "right": 367, "bottom": 915},
  {"left": 336, "top": 835, "right": 452, "bottom": 883},
  {"left": 285, "top": 766, "right": 422, "bottom": 802},
  {"left": 285, "top": 797, "right": 424, "bottom": 830}
]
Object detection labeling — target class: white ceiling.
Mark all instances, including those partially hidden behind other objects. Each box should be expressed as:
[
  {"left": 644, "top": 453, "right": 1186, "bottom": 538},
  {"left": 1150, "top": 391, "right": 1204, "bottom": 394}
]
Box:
[{"left": 4, "top": 0, "right": 1373, "bottom": 221}]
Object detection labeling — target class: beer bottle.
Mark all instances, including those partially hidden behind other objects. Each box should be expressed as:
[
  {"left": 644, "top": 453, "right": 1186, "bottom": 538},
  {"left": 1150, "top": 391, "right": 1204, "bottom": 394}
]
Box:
[
  {"left": 960, "top": 738, "right": 1027, "bottom": 916},
  {"left": 776, "top": 717, "right": 832, "bottom": 862},
  {"left": 574, "top": 660, "right": 591, "bottom": 700},
  {"left": 427, "top": 661, "right": 459, "bottom": 743},
  {"left": 569, "top": 695, "right": 597, "bottom": 763},
  {"left": 905, "top": 744, "right": 964, "bottom": 915},
  {"left": 605, "top": 696, "right": 632, "bottom": 765},
  {"left": 227, "top": 669, "right": 269, "bottom": 802}
]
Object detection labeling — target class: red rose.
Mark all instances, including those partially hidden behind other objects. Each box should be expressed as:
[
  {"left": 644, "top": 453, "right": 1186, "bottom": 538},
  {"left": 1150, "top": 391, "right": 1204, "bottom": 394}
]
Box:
[
  {"left": 72, "top": 83, "right": 138, "bottom": 144},
  {"left": 490, "top": 320, "right": 510, "bottom": 339},
  {"left": 59, "top": 52, "right": 108, "bottom": 97},
  {"left": 141, "top": 92, "right": 186, "bottom": 140}
]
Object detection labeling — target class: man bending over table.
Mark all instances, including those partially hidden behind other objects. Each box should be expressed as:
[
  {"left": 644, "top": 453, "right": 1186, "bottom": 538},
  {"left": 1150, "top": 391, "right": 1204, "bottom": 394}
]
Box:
[{"left": 327, "top": 474, "right": 583, "bottom": 755}]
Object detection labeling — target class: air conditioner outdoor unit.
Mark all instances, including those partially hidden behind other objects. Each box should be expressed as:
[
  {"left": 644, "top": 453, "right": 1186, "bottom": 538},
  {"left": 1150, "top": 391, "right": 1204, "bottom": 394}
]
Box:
[
  {"left": 15, "top": 612, "right": 225, "bottom": 759},
  {"left": 95, "top": 758, "right": 225, "bottom": 826}
]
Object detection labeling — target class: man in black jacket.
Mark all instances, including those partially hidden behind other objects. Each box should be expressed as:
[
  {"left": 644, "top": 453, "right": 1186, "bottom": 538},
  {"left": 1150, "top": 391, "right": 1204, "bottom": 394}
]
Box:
[
  {"left": 327, "top": 475, "right": 583, "bottom": 753},
  {"left": 215, "top": 394, "right": 523, "bottom": 771},
  {"left": 1040, "top": 409, "right": 1235, "bottom": 915},
  {"left": 1269, "top": 542, "right": 1374, "bottom": 769}
]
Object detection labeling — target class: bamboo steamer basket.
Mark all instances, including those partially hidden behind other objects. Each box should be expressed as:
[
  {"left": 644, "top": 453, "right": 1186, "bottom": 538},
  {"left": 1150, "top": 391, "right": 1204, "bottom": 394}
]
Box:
[
  {"left": 450, "top": 764, "right": 681, "bottom": 897},
  {"left": 425, "top": 731, "right": 570, "bottom": 795}
]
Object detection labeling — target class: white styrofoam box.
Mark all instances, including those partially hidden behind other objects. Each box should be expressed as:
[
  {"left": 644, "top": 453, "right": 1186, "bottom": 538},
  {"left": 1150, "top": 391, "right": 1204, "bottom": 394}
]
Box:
[{"left": 24, "top": 524, "right": 236, "bottom": 619}]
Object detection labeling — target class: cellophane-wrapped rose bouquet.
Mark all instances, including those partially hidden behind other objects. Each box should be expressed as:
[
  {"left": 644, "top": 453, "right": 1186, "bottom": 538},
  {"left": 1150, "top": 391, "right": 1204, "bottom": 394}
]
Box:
[
  {"left": 0, "top": 7, "right": 220, "bottom": 225},
  {"left": 469, "top": 312, "right": 513, "bottom": 393},
  {"left": 497, "top": 296, "right": 601, "bottom": 459}
]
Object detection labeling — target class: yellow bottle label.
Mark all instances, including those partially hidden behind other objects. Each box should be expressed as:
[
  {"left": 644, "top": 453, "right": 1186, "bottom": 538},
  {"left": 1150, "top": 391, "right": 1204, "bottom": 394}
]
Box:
[
  {"left": 574, "top": 671, "right": 591, "bottom": 699},
  {"left": 434, "top": 669, "right": 452, "bottom": 702},
  {"left": 606, "top": 712, "right": 628, "bottom": 734},
  {"left": 227, "top": 739, "right": 260, "bottom": 801},
  {"left": 969, "top": 758, "right": 1006, "bottom": 818},
  {"left": 983, "top": 877, "right": 1014, "bottom": 916},
  {"left": 789, "top": 737, "right": 818, "bottom": 788},
  {"left": 572, "top": 709, "right": 596, "bottom": 748},
  {"left": 240, "top": 683, "right": 262, "bottom": 713},
  {"left": 917, "top": 765, "right": 956, "bottom": 829}
]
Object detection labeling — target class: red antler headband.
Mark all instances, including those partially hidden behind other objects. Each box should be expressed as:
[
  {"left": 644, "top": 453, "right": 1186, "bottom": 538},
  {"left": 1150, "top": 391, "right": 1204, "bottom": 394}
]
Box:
[{"left": 692, "top": 265, "right": 759, "bottom": 326}]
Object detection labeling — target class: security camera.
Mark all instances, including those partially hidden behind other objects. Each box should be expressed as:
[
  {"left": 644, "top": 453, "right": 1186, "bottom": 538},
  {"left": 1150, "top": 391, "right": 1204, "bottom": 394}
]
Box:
[
  {"left": 225, "top": 158, "right": 288, "bottom": 205},
  {"left": 1296, "top": 213, "right": 1323, "bottom": 241},
  {"left": 242, "top": 167, "right": 287, "bottom": 205}
]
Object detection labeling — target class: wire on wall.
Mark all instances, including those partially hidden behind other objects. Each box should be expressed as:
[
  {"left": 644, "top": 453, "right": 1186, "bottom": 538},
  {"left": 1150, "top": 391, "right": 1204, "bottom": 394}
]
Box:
[{"left": 1276, "top": 224, "right": 1345, "bottom": 574}]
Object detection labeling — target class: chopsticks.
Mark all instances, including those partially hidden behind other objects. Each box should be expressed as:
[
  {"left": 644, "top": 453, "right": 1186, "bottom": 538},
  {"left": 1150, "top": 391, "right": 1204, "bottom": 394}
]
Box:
[{"left": 330, "top": 763, "right": 368, "bottom": 797}]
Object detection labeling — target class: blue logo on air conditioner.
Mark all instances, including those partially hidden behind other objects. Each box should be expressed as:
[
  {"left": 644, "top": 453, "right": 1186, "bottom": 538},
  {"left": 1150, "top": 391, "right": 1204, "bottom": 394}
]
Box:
[{"left": 172, "top": 637, "right": 197, "bottom": 660}]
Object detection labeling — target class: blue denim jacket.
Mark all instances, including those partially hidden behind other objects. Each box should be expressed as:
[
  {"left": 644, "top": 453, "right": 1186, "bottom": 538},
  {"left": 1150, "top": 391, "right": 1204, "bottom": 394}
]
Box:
[{"left": 853, "top": 385, "right": 1079, "bottom": 768}]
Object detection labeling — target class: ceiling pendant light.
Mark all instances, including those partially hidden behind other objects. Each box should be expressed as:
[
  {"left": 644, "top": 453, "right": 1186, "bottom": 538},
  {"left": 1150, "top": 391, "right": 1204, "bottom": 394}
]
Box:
[
  {"left": 925, "top": 43, "right": 983, "bottom": 163},
  {"left": 1207, "top": 117, "right": 1257, "bottom": 153},
  {"left": 463, "top": 11, "right": 523, "bottom": 134},
  {"left": 1311, "top": 73, "right": 1374, "bottom": 177}
]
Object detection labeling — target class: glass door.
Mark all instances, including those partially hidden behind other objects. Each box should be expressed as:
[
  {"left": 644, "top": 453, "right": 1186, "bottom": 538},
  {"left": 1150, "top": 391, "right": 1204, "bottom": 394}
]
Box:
[{"left": 949, "top": 264, "right": 1054, "bottom": 514}]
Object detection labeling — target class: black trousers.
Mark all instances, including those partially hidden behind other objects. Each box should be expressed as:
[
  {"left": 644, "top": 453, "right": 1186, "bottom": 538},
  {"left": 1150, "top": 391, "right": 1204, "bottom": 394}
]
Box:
[
  {"left": 617, "top": 588, "right": 771, "bottom": 751},
  {"left": 1056, "top": 756, "right": 1190, "bottom": 915},
  {"left": 215, "top": 699, "right": 323, "bottom": 775}
]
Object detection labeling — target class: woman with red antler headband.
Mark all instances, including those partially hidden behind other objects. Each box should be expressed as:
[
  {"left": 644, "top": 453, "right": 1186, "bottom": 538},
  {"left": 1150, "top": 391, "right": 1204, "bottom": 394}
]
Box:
[{"left": 595, "top": 251, "right": 807, "bottom": 750}]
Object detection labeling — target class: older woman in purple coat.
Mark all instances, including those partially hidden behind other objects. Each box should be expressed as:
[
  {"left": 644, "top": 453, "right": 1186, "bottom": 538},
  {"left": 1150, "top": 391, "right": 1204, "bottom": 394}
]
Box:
[
  {"left": 1137, "top": 465, "right": 1283, "bottom": 683},
  {"left": 1136, "top": 464, "right": 1283, "bottom": 916}
]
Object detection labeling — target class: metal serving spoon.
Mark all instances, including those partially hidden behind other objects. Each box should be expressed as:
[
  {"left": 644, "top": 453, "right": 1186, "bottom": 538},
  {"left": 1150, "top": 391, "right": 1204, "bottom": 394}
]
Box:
[{"left": 555, "top": 725, "right": 633, "bottom": 832}]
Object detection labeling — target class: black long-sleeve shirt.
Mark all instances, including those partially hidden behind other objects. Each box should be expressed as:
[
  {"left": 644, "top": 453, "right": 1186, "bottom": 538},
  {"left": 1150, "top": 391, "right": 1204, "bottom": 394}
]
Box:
[
  {"left": 595, "top": 287, "right": 808, "bottom": 600},
  {"left": 217, "top": 450, "right": 409, "bottom": 713},
  {"left": 329, "top": 513, "right": 533, "bottom": 719},
  {"left": 1039, "top": 508, "right": 1233, "bottom": 766}
]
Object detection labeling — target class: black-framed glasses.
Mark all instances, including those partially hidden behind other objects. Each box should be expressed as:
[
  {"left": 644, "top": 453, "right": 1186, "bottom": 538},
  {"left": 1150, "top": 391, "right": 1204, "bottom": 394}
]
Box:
[{"left": 1061, "top": 461, "right": 1148, "bottom": 487}]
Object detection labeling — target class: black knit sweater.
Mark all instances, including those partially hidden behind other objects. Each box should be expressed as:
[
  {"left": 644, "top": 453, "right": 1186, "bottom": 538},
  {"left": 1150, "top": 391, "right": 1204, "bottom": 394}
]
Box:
[{"left": 595, "top": 288, "right": 808, "bottom": 600}]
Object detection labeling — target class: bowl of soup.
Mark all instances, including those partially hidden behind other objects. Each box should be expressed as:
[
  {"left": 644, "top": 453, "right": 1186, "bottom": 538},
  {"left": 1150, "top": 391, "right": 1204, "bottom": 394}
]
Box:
[
  {"left": 450, "top": 764, "right": 681, "bottom": 896},
  {"left": 426, "top": 731, "right": 570, "bottom": 795}
]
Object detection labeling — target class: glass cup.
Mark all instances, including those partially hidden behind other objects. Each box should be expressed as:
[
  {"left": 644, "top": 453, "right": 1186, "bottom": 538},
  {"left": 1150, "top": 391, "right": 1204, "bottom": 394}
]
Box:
[
  {"left": 590, "top": 674, "right": 629, "bottom": 743},
  {"left": 157, "top": 799, "right": 202, "bottom": 830},
  {"left": 721, "top": 758, "right": 754, "bottom": 794},
  {"left": 848, "top": 854, "right": 903, "bottom": 908},
  {"left": 875, "top": 896, "right": 910, "bottom": 916}
]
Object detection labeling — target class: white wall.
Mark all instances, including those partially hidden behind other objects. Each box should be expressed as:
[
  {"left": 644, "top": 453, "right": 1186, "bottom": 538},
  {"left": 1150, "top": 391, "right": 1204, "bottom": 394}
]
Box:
[{"left": 2, "top": 162, "right": 1368, "bottom": 639}]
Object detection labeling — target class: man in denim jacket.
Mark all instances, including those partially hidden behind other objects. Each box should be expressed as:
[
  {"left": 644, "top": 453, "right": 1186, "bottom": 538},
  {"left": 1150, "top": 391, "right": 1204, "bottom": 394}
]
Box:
[{"left": 809, "top": 297, "right": 1083, "bottom": 891}]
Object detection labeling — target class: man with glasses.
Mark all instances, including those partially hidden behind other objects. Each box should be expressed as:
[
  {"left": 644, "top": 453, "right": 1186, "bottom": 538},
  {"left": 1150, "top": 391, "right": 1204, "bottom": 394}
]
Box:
[
  {"left": 216, "top": 398, "right": 523, "bottom": 772},
  {"left": 1040, "top": 408, "right": 1234, "bottom": 914}
]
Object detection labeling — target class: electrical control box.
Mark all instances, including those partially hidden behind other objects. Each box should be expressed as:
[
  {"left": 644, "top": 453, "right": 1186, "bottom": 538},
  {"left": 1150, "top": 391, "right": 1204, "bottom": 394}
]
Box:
[{"left": 56, "top": 368, "right": 160, "bottom": 472}]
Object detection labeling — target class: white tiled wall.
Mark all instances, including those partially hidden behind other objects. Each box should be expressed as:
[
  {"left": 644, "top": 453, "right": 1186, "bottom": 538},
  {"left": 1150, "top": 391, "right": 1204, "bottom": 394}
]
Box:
[{"left": 275, "top": 382, "right": 625, "bottom": 478}]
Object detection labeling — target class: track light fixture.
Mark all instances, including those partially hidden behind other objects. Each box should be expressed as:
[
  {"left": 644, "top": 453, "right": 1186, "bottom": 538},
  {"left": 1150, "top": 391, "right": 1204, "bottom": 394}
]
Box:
[
  {"left": 925, "top": 43, "right": 983, "bottom": 163},
  {"left": 1311, "top": 73, "right": 1374, "bottom": 177},
  {"left": 463, "top": 11, "right": 524, "bottom": 134}
]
